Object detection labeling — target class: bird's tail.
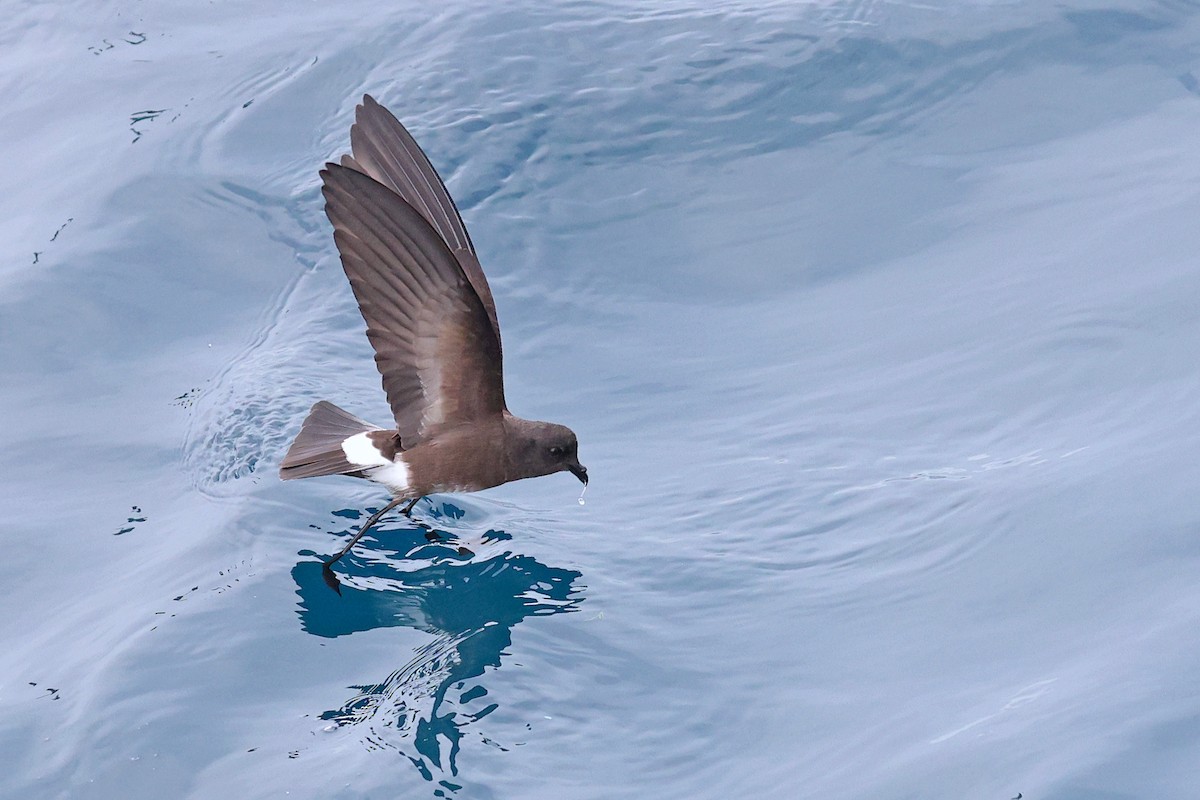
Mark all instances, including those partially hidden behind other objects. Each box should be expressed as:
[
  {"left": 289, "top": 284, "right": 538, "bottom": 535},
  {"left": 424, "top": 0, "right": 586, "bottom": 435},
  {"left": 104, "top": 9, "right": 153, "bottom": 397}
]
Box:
[{"left": 279, "top": 401, "right": 379, "bottom": 480}]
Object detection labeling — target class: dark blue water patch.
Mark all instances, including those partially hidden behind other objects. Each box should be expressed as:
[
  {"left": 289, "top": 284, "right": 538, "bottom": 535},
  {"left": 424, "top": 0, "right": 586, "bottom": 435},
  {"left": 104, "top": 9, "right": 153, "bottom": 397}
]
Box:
[
  {"left": 113, "top": 505, "right": 147, "bottom": 536},
  {"left": 294, "top": 534, "right": 583, "bottom": 787},
  {"left": 295, "top": 544, "right": 583, "bottom": 639}
]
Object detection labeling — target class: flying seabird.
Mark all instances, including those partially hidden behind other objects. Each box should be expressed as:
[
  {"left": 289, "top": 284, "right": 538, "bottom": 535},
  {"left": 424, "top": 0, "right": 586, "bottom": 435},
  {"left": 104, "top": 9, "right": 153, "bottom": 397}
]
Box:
[{"left": 280, "top": 95, "right": 586, "bottom": 576}]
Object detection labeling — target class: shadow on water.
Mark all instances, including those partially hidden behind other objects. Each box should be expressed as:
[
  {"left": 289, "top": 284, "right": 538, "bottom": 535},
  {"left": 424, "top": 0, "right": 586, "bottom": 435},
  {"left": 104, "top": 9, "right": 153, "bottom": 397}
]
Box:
[{"left": 292, "top": 503, "right": 584, "bottom": 792}]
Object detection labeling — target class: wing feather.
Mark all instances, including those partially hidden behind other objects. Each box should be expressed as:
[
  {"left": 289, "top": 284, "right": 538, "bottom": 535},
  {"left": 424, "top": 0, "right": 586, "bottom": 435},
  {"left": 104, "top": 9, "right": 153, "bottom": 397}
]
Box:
[
  {"left": 321, "top": 164, "right": 506, "bottom": 447},
  {"left": 344, "top": 95, "right": 501, "bottom": 340}
]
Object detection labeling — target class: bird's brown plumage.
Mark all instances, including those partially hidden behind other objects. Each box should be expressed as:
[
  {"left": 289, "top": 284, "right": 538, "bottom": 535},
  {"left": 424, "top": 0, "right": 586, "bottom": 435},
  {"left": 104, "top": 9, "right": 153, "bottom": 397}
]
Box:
[
  {"left": 280, "top": 95, "right": 585, "bottom": 514},
  {"left": 339, "top": 95, "right": 501, "bottom": 340},
  {"left": 321, "top": 164, "right": 506, "bottom": 448}
]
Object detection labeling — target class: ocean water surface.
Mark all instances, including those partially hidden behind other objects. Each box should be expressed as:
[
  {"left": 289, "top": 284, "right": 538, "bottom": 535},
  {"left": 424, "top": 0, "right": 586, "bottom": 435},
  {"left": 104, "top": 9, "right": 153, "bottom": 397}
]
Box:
[{"left": 2, "top": 1, "right": 1200, "bottom": 797}]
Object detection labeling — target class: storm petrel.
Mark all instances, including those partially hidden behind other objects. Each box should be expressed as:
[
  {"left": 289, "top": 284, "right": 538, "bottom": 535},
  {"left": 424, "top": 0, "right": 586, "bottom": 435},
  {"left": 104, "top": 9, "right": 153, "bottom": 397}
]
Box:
[{"left": 280, "top": 95, "right": 586, "bottom": 570}]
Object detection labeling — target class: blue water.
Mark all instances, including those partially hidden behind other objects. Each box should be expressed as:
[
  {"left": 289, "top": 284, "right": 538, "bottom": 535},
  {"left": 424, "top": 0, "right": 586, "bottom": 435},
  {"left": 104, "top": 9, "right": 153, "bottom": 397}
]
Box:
[{"left": 3, "top": 1, "right": 1200, "bottom": 797}]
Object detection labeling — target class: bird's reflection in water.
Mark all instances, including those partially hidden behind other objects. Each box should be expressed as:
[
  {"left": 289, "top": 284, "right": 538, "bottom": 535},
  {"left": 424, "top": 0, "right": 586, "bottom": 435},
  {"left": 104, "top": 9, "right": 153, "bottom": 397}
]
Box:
[{"left": 293, "top": 502, "right": 584, "bottom": 791}]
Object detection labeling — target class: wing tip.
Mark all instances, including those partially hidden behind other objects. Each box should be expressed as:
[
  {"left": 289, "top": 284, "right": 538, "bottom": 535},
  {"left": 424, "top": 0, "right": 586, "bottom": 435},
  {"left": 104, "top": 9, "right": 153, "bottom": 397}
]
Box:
[
  {"left": 318, "top": 163, "right": 338, "bottom": 186},
  {"left": 355, "top": 94, "right": 386, "bottom": 127},
  {"left": 320, "top": 161, "right": 361, "bottom": 200}
]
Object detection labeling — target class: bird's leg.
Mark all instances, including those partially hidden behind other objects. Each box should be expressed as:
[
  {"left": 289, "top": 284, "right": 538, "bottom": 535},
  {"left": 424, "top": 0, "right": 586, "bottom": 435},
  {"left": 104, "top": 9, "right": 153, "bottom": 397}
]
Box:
[
  {"left": 401, "top": 496, "right": 424, "bottom": 516},
  {"left": 324, "top": 496, "right": 408, "bottom": 568}
]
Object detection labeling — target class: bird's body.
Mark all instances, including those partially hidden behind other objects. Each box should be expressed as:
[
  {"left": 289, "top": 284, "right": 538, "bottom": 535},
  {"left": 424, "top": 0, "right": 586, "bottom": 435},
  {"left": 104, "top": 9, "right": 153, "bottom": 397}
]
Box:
[
  {"left": 334, "top": 415, "right": 571, "bottom": 497},
  {"left": 279, "top": 95, "right": 585, "bottom": 568}
]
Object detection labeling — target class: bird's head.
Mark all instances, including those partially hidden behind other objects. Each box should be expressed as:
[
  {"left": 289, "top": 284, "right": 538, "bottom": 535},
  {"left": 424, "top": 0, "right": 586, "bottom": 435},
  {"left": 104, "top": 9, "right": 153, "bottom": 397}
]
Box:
[{"left": 511, "top": 420, "right": 587, "bottom": 485}]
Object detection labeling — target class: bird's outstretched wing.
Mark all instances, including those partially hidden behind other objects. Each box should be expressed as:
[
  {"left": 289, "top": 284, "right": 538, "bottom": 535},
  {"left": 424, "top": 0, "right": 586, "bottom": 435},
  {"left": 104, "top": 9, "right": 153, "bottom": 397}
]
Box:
[
  {"left": 321, "top": 164, "right": 506, "bottom": 447},
  {"left": 340, "top": 94, "right": 500, "bottom": 340}
]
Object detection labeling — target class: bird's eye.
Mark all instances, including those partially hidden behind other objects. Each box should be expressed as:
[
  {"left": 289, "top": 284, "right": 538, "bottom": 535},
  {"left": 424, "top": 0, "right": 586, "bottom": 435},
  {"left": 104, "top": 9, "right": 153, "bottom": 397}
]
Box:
[{"left": 549, "top": 446, "right": 565, "bottom": 457}]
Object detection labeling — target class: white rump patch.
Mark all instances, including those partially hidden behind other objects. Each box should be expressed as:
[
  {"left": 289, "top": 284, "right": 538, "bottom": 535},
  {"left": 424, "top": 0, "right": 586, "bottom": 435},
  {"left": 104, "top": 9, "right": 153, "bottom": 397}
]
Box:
[
  {"left": 341, "top": 432, "right": 391, "bottom": 467},
  {"left": 372, "top": 459, "right": 411, "bottom": 494},
  {"left": 341, "top": 432, "right": 411, "bottom": 493}
]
